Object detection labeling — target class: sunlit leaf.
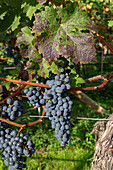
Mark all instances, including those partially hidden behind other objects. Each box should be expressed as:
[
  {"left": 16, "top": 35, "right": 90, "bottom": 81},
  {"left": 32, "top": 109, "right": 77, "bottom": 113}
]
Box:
[
  {"left": 11, "top": 15, "right": 21, "bottom": 31},
  {"left": 32, "top": 3, "right": 97, "bottom": 64}
]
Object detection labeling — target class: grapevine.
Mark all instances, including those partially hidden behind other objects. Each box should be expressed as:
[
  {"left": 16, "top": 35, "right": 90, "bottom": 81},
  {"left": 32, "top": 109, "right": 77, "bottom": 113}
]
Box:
[
  {"left": 0, "top": 67, "right": 111, "bottom": 169},
  {"left": 0, "top": 0, "right": 112, "bottom": 169}
]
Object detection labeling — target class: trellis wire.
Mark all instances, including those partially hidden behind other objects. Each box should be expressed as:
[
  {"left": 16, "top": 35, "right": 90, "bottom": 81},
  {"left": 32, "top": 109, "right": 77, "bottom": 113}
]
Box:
[{"left": 21, "top": 115, "right": 113, "bottom": 121}]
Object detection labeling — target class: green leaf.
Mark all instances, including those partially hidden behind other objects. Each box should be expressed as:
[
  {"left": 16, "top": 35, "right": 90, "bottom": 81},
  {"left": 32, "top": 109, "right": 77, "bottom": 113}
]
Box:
[
  {"left": 76, "top": 77, "right": 85, "bottom": 84},
  {"left": 26, "top": 4, "right": 42, "bottom": 20},
  {"left": 16, "top": 27, "right": 40, "bottom": 60},
  {"left": 16, "top": 26, "right": 34, "bottom": 46},
  {"left": 71, "top": 67, "right": 76, "bottom": 75},
  {"left": 27, "top": 54, "right": 42, "bottom": 74},
  {"left": 0, "top": 6, "right": 22, "bottom": 32},
  {"left": 11, "top": 15, "right": 21, "bottom": 31},
  {"left": 51, "top": 62, "right": 60, "bottom": 75},
  {"left": 0, "top": 11, "right": 7, "bottom": 20},
  {"left": 22, "top": 0, "right": 37, "bottom": 6},
  {"left": 69, "top": 74, "right": 77, "bottom": 87},
  {"left": 21, "top": 26, "right": 32, "bottom": 36},
  {"left": 21, "top": 2, "right": 30, "bottom": 13},
  {"left": 38, "top": 58, "right": 50, "bottom": 78},
  {"left": 108, "top": 20, "right": 113, "bottom": 27}
]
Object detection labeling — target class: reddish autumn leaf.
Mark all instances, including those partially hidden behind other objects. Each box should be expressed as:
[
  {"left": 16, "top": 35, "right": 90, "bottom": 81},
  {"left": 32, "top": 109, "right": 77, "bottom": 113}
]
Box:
[{"left": 32, "top": 3, "right": 97, "bottom": 64}]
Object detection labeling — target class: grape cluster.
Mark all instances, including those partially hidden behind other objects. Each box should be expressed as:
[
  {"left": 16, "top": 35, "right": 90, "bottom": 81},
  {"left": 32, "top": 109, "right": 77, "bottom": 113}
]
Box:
[
  {"left": 45, "top": 96, "right": 72, "bottom": 146},
  {"left": 0, "top": 98, "right": 24, "bottom": 121},
  {"left": 13, "top": 52, "right": 21, "bottom": 65},
  {"left": 24, "top": 75, "right": 47, "bottom": 107},
  {"left": 0, "top": 98, "right": 35, "bottom": 169},
  {"left": 44, "top": 68, "right": 73, "bottom": 146},
  {"left": 5, "top": 44, "right": 21, "bottom": 65},
  {"left": 0, "top": 128, "right": 35, "bottom": 170},
  {"left": 6, "top": 44, "right": 13, "bottom": 58},
  {"left": 24, "top": 68, "right": 73, "bottom": 146}
]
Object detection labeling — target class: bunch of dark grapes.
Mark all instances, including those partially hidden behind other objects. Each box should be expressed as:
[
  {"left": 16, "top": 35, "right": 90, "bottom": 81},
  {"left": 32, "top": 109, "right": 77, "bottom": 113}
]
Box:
[
  {"left": 0, "top": 128, "right": 35, "bottom": 170},
  {"left": 0, "top": 98, "right": 25, "bottom": 137},
  {"left": 0, "top": 98, "right": 35, "bottom": 169},
  {"left": 45, "top": 96, "right": 72, "bottom": 146},
  {"left": 13, "top": 52, "right": 21, "bottom": 65},
  {"left": 44, "top": 68, "right": 73, "bottom": 146},
  {"left": 5, "top": 44, "right": 21, "bottom": 65},
  {"left": 24, "top": 68, "right": 73, "bottom": 146},
  {"left": 6, "top": 44, "right": 13, "bottom": 58},
  {"left": 24, "top": 75, "right": 47, "bottom": 107},
  {"left": 0, "top": 98, "right": 24, "bottom": 121}
]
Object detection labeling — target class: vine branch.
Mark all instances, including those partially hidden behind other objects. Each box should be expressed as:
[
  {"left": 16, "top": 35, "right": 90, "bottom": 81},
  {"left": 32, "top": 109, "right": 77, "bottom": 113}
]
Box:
[
  {"left": 49, "top": 0, "right": 60, "bottom": 6},
  {"left": 91, "top": 30, "right": 113, "bottom": 54},
  {"left": 0, "top": 106, "right": 46, "bottom": 129},
  {"left": 62, "top": 0, "right": 65, "bottom": 8},
  {"left": 0, "top": 72, "right": 37, "bottom": 105},
  {"left": 0, "top": 72, "right": 112, "bottom": 97},
  {"left": 67, "top": 79, "right": 108, "bottom": 92},
  {"left": 0, "top": 57, "right": 10, "bottom": 60},
  {"left": 0, "top": 84, "right": 26, "bottom": 105},
  {"left": 0, "top": 77, "right": 51, "bottom": 89}
]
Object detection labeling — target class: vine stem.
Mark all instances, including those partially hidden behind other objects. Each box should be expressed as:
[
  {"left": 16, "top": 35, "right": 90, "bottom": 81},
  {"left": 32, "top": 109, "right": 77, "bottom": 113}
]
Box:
[
  {"left": 0, "top": 57, "right": 10, "bottom": 60},
  {"left": 67, "top": 79, "right": 108, "bottom": 92},
  {"left": 17, "top": 125, "right": 26, "bottom": 136},
  {"left": 22, "top": 106, "right": 38, "bottom": 116},
  {"left": 91, "top": 30, "right": 113, "bottom": 54},
  {"left": 0, "top": 81, "right": 7, "bottom": 85},
  {"left": 0, "top": 106, "right": 46, "bottom": 130},
  {"left": 0, "top": 77, "right": 51, "bottom": 89},
  {"left": 0, "top": 75, "right": 109, "bottom": 95},
  {"left": 49, "top": 0, "right": 60, "bottom": 6},
  {"left": 0, "top": 117, "right": 23, "bottom": 127},
  {"left": 25, "top": 106, "right": 46, "bottom": 127},
  {"left": 62, "top": 0, "right": 65, "bottom": 8},
  {"left": 0, "top": 84, "right": 26, "bottom": 105},
  {"left": 0, "top": 72, "right": 37, "bottom": 105}
]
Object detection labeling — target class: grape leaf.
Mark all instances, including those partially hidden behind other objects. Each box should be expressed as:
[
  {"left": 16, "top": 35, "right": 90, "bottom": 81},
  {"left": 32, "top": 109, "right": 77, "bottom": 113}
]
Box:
[
  {"left": 74, "top": 76, "right": 85, "bottom": 84},
  {"left": 16, "top": 27, "right": 38, "bottom": 60},
  {"left": 20, "top": 26, "right": 34, "bottom": 43},
  {"left": 50, "top": 62, "right": 60, "bottom": 75},
  {"left": 11, "top": 15, "right": 21, "bottom": 31},
  {"left": 38, "top": 58, "right": 50, "bottom": 77},
  {"left": 32, "top": 3, "right": 97, "bottom": 64},
  {"left": 27, "top": 62, "right": 39, "bottom": 74},
  {"left": 21, "top": 3, "right": 42, "bottom": 20},
  {"left": 108, "top": 20, "right": 113, "bottom": 27},
  {"left": 26, "top": 4, "right": 42, "bottom": 20},
  {"left": 0, "top": 5, "right": 9, "bottom": 20},
  {"left": 0, "top": 12, "right": 7, "bottom": 20},
  {"left": 0, "top": 6, "right": 22, "bottom": 32},
  {"left": 16, "top": 26, "right": 43, "bottom": 75}
]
